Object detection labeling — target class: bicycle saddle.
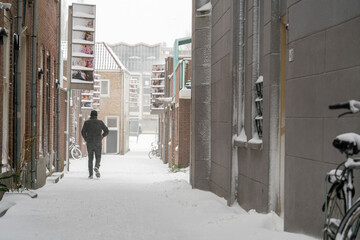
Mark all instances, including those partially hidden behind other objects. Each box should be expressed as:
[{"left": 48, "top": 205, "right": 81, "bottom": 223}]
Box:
[{"left": 333, "top": 133, "right": 360, "bottom": 155}]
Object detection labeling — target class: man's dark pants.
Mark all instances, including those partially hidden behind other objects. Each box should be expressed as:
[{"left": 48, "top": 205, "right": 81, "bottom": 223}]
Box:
[{"left": 87, "top": 143, "right": 102, "bottom": 176}]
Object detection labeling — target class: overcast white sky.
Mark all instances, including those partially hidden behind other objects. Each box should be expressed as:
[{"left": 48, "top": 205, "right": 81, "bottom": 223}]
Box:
[{"left": 65, "top": 0, "right": 192, "bottom": 47}]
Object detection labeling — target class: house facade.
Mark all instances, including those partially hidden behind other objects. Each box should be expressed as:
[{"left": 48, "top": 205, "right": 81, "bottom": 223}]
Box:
[
  {"left": 191, "top": 0, "right": 360, "bottom": 237},
  {"left": 94, "top": 42, "right": 130, "bottom": 155},
  {"left": 0, "top": 0, "right": 62, "bottom": 192}
]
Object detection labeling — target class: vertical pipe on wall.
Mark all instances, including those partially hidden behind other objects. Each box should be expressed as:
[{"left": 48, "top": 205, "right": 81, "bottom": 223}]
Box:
[
  {"left": 65, "top": 89, "right": 70, "bottom": 172},
  {"left": 56, "top": 0, "right": 61, "bottom": 171},
  {"left": 15, "top": 0, "right": 23, "bottom": 171},
  {"left": 238, "top": 0, "right": 245, "bottom": 129},
  {"left": 119, "top": 71, "right": 124, "bottom": 155},
  {"left": 31, "top": 0, "right": 38, "bottom": 188},
  {"left": 230, "top": 0, "right": 246, "bottom": 206}
]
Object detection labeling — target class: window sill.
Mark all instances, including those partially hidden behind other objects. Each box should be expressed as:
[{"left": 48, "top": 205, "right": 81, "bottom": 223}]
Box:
[
  {"left": 234, "top": 129, "right": 248, "bottom": 148},
  {"left": 234, "top": 138, "right": 247, "bottom": 148},
  {"left": 248, "top": 138, "right": 263, "bottom": 150}
]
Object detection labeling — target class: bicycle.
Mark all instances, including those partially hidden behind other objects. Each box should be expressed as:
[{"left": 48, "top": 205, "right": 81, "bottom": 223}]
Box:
[
  {"left": 148, "top": 142, "right": 160, "bottom": 159},
  {"left": 69, "top": 137, "right": 82, "bottom": 160},
  {"left": 323, "top": 100, "right": 360, "bottom": 240}
]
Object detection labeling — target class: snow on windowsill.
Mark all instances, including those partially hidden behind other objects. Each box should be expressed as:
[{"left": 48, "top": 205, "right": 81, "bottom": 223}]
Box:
[
  {"left": 179, "top": 88, "right": 191, "bottom": 99},
  {"left": 248, "top": 133, "right": 263, "bottom": 150},
  {"left": 234, "top": 128, "right": 247, "bottom": 148}
]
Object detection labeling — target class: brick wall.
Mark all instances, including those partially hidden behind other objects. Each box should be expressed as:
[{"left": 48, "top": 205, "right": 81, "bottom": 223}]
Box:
[
  {"left": 36, "top": 0, "right": 59, "bottom": 179},
  {"left": 93, "top": 71, "right": 123, "bottom": 154},
  {"left": 177, "top": 99, "right": 191, "bottom": 168}
]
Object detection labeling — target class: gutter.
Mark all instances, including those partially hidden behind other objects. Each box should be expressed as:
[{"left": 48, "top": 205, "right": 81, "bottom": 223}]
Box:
[
  {"left": 56, "top": 0, "right": 61, "bottom": 172},
  {"left": 31, "top": 0, "right": 38, "bottom": 188},
  {"left": 15, "top": 0, "right": 22, "bottom": 173}
]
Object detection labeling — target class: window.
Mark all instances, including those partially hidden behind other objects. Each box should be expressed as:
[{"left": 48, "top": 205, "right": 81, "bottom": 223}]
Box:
[
  {"left": 2, "top": 17, "right": 10, "bottom": 169},
  {"left": 143, "top": 94, "right": 150, "bottom": 106},
  {"left": 100, "top": 79, "right": 110, "bottom": 97},
  {"left": 255, "top": 76, "right": 263, "bottom": 138},
  {"left": 250, "top": 0, "right": 262, "bottom": 144},
  {"left": 107, "top": 118, "right": 117, "bottom": 128}
]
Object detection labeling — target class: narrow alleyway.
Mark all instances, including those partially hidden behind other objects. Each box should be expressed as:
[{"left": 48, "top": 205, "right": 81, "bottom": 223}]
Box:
[{"left": 0, "top": 135, "right": 317, "bottom": 240}]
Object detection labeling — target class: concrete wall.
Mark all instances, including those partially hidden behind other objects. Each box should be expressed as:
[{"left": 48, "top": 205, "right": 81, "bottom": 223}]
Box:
[
  {"left": 210, "top": 0, "right": 233, "bottom": 201},
  {"left": 191, "top": 0, "right": 212, "bottom": 191},
  {"left": 190, "top": 0, "right": 360, "bottom": 237},
  {"left": 284, "top": 0, "right": 360, "bottom": 237}
]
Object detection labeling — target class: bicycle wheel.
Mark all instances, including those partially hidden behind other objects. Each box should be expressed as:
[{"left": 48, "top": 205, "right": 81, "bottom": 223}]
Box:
[
  {"left": 324, "top": 184, "right": 346, "bottom": 240},
  {"left": 336, "top": 200, "right": 360, "bottom": 240},
  {"left": 71, "top": 147, "right": 82, "bottom": 160}
]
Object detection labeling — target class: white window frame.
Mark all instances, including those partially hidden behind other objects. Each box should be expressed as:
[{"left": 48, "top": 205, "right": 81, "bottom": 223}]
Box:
[
  {"left": 100, "top": 79, "right": 110, "bottom": 98},
  {"left": 2, "top": 18, "right": 10, "bottom": 170}
]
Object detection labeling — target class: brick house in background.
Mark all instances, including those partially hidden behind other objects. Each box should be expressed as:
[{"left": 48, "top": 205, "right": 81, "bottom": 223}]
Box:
[
  {"left": 64, "top": 41, "right": 131, "bottom": 157},
  {"left": 94, "top": 42, "right": 130, "bottom": 155},
  {"left": 157, "top": 56, "right": 191, "bottom": 169},
  {"left": 72, "top": 42, "right": 131, "bottom": 155},
  {"left": 0, "top": 0, "right": 62, "bottom": 193}
]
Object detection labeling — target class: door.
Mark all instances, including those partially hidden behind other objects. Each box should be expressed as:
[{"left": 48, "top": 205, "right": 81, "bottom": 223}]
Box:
[{"left": 105, "top": 116, "right": 119, "bottom": 154}]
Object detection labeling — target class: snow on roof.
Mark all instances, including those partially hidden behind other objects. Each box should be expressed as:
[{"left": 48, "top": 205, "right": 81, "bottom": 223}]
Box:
[
  {"left": 108, "top": 42, "right": 162, "bottom": 48},
  {"left": 61, "top": 41, "right": 128, "bottom": 72},
  {"left": 95, "top": 42, "right": 127, "bottom": 71}
]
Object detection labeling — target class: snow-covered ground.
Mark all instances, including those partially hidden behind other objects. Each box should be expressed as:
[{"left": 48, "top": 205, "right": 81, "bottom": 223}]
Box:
[{"left": 0, "top": 134, "right": 318, "bottom": 240}]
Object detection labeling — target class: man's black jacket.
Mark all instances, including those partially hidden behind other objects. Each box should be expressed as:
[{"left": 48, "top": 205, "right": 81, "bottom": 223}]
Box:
[{"left": 81, "top": 116, "right": 109, "bottom": 146}]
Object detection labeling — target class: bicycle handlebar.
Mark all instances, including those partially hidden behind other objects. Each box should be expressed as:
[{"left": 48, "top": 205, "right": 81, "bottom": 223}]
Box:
[
  {"left": 329, "top": 100, "right": 360, "bottom": 117},
  {"left": 329, "top": 102, "right": 350, "bottom": 110}
]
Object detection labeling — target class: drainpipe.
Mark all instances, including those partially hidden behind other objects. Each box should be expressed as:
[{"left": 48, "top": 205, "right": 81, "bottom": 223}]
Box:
[
  {"left": 15, "top": 0, "right": 23, "bottom": 171},
  {"left": 230, "top": 0, "right": 246, "bottom": 205},
  {"left": 238, "top": 0, "right": 245, "bottom": 129},
  {"left": 56, "top": 0, "right": 61, "bottom": 172},
  {"left": 31, "top": 0, "right": 38, "bottom": 189},
  {"left": 119, "top": 70, "right": 124, "bottom": 154},
  {"left": 65, "top": 89, "right": 70, "bottom": 172}
]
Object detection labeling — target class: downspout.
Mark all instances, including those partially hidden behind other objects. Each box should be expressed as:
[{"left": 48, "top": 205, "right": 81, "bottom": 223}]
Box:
[
  {"left": 230, "top": 0, "right": 246, "bottom": 205},
  {"left": 65, "top": 5, "right": 72, "bottom": 172},
  {"left": 65, "top": 89, "right": 70, "bottom": 172},
  {"left": 15, "top": 0, "right": 23, "bottom": 171},
  {"left": 238, "top": 0, "right": 245, "bottom": 131},
  {"left": 31, "top": 0, "right": 38, "bottom": 188},
  {"left": 119, "top": 70, "right": 124, "bottom": 154},
  {"left": 56, "top": 0, "right": 61, "bottom": 171}
]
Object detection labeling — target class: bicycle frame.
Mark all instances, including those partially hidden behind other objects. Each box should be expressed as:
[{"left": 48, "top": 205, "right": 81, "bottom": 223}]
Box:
[{"left": 324, "top": 156, "right": 360, "bottom": 239}]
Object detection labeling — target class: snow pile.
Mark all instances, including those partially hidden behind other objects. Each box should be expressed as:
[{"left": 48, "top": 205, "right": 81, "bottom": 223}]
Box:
[{"left": 0, "top": 135, "right": 317, "bottom": 240}]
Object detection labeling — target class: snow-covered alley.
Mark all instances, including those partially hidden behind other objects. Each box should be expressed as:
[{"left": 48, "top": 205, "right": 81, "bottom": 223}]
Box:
[{"left": 0, "top": 135, "right": 317, "bottom": 240}]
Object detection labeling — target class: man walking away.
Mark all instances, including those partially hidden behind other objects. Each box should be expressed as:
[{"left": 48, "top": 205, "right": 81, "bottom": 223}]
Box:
[{"left": 81, "top": 110, "right": 109, "bottom": 179}]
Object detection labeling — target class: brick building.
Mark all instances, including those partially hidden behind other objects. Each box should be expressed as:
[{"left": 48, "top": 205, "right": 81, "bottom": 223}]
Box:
[
  {"left": 70, "top": 42, "right": 130, "bottom": 156},
  {"left": 0, "top": 0, "right": 62, "bottom": 192},
  {"left": 94, "top": 43, "right": 130, "bottom": 155},
  {"left": 158, "top": 57, "right": 191, "bottom": 169}
]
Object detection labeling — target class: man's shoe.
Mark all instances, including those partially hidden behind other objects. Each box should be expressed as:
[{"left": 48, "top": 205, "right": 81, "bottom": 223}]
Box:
[
  {"left": 94, "top": 167, "right": 100, "bottom": 178},
  {"left": 88, "top": 175, "right": 93, "bottom": 179}
]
